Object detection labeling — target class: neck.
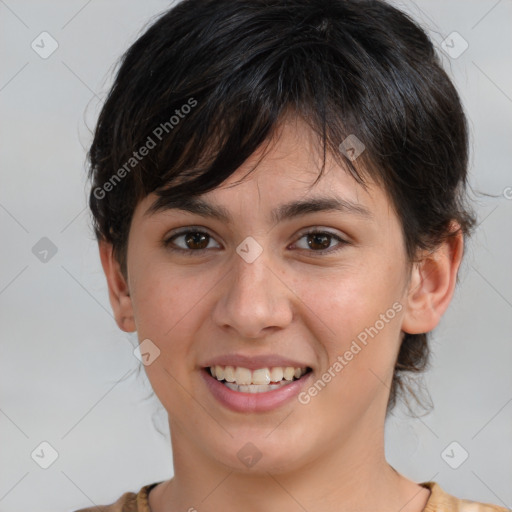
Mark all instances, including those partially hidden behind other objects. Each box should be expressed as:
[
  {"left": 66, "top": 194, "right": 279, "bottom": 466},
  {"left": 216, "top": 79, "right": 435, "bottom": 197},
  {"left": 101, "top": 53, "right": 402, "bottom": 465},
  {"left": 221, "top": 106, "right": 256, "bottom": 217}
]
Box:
[{"left": 150, "top": 416, "right": 430, "bottom": 512}]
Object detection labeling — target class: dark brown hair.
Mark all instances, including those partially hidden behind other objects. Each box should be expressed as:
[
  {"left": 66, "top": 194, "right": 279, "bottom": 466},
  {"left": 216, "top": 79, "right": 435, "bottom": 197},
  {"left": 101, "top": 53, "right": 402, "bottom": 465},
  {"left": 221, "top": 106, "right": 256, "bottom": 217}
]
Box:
[{"left": 87, "top": 0, "right": 476, "bottom": 414}]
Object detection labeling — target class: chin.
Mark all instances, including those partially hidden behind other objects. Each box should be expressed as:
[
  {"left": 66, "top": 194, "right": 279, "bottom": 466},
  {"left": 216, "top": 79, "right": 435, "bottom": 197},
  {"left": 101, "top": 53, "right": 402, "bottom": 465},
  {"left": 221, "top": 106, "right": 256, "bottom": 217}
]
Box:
[{"left": 205, "top": 434, "right": 311, "bottom": 476}]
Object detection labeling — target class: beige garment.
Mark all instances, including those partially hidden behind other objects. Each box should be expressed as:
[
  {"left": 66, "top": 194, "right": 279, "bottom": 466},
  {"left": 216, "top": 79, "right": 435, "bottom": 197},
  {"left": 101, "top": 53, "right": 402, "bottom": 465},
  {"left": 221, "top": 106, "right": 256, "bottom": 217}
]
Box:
[{"left": 73, "top": 481, "right": 510, "bottom": 512}]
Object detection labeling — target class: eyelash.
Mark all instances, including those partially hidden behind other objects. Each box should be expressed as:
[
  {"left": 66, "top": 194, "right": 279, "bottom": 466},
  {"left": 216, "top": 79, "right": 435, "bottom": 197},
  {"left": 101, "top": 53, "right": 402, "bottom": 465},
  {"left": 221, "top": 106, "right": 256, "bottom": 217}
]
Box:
[{"left": 162, "top": 227, "right": 350, "bottom": 256}]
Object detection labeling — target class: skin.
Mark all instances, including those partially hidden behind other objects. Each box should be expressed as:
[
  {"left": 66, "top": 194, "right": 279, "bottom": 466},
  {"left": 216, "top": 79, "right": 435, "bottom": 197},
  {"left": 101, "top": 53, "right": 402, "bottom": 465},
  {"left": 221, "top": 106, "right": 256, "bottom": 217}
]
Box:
[{"left": 100, "top": 116, "right": 463, "bottom": 512}]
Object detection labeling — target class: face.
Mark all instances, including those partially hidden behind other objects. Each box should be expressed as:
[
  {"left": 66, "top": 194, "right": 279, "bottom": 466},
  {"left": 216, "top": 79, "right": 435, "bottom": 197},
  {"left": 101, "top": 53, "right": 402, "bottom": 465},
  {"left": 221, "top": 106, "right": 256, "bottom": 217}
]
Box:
[{"left": 116, "top": 117, "right": 416, "bottom": 474}]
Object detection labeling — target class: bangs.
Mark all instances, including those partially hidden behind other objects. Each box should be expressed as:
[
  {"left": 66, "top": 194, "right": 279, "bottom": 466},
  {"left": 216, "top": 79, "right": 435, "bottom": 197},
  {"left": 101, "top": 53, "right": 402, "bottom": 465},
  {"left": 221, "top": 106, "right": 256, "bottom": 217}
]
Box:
[{"left": 136, "top": 44, "right": 372, "bottom": 217}]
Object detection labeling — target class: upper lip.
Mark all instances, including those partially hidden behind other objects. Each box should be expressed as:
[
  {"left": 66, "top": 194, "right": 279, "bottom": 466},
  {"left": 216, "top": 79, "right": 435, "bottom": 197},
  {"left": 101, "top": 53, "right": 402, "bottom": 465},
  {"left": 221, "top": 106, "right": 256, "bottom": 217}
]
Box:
[{"left": 201, "top": 354, "right": 312, "bottom": 371}]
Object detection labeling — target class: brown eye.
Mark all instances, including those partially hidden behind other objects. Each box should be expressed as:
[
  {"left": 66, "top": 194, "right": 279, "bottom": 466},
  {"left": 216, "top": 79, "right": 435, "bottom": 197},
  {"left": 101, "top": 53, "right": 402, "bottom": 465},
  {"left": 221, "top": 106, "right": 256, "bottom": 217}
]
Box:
[
  {"left": 293, "top": 229, "right": 349, "bottom": 255},
  {"left": 183, "top": 232, "right": 209, "bottom": 250},
  {"left": 163, "top": 229, "right": 221, "bottom": 254},
  {"left": 307, "top": 233, "right": 332, "bottom": 251}
]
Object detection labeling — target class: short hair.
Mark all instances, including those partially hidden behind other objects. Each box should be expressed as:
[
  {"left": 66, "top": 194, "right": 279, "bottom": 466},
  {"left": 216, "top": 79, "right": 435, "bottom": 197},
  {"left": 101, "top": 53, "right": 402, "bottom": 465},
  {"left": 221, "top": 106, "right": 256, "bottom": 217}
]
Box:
[{"left": 87, "top": 0, "right": 476, "bottom": 414}]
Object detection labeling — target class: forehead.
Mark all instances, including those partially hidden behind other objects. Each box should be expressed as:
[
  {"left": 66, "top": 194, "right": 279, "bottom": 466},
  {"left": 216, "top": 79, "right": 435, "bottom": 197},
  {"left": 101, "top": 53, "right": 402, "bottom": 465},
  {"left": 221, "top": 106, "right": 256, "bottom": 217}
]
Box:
[{"left": 138, "top": 117, "right": 392, "bottom": 225}]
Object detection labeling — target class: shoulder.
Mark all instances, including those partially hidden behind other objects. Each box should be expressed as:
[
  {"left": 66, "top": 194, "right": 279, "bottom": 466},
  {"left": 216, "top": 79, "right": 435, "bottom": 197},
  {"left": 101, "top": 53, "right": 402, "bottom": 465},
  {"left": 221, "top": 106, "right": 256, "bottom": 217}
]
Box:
[
  {"left": 421, "top": 481, "right": 510, "bottom": 512},
  {"left": 72, "top": 482, "right": 161, "bottom": 512}
]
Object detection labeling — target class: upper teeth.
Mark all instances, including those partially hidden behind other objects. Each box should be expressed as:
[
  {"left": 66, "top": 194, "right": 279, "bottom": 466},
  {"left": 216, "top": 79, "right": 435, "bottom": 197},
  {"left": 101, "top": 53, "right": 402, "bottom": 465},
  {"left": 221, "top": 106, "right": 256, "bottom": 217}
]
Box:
[{"left": 210, "top": 365, "right": 308, "bottom": 385}]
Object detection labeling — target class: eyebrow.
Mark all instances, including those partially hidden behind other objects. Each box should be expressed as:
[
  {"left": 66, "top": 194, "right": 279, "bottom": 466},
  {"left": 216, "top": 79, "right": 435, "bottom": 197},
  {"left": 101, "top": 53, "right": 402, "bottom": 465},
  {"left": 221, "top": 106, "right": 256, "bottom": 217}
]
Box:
[{"left": 144, "top": 194, "right": 373, "bottom": 225}]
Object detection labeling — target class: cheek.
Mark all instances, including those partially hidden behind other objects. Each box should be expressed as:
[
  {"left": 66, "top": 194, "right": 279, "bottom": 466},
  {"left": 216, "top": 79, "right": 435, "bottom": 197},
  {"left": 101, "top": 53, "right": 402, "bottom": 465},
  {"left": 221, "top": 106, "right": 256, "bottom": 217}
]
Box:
[
  {"left": 298, "top": 260, "right": 404, "bottom": 348},
  {"left": 295, "top": 260, "right": 405, "bottom": 402},
  {"left": 129, "top": 263, "right": 205, "bottom": 374},
  {"left": 129, "top": 270, "right": 206, "bottom": 411},
  {"left": 131, "top": 257, "right": 209, "bottom": 334}
]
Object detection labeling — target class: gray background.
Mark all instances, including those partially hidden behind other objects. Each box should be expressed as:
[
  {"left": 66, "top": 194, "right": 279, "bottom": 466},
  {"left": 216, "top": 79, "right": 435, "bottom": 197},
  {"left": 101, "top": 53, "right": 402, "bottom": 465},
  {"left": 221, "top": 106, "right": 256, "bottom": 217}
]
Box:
[{"left": 0, "top": 1, "right": 511, "bottom": 511}]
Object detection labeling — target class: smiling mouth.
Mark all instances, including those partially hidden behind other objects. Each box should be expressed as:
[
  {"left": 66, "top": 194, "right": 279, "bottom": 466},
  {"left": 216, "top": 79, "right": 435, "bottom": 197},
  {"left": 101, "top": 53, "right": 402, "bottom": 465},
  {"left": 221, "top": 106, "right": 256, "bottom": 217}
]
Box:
[{"left": 206, "top": 365, "right": 312, "bottom": 393}]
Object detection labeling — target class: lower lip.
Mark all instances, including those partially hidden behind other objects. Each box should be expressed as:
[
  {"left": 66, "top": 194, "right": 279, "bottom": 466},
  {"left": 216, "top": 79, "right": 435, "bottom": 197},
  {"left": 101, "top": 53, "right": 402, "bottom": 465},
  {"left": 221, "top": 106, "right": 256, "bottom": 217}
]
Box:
[{"left": 200, "top": 368, "right": 313, "bottom": 413}]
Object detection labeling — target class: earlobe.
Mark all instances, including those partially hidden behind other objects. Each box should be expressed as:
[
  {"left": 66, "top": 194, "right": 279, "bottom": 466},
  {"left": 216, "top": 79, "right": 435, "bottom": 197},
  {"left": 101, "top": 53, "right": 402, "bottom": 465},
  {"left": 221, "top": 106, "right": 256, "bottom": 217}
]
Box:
[
  {"left": 98, "top": 240, "right": 136, "bottom": 333},
  {"left": 401, "top": 227, "right": 464, "bottom": 335}
]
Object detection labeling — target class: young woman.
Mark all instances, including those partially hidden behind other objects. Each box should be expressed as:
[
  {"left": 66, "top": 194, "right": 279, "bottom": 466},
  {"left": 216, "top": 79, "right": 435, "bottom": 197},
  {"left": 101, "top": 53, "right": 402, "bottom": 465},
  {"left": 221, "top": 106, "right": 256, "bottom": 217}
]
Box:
[{"left": 76, "top": 0, "right": 507, "bottom": 511}]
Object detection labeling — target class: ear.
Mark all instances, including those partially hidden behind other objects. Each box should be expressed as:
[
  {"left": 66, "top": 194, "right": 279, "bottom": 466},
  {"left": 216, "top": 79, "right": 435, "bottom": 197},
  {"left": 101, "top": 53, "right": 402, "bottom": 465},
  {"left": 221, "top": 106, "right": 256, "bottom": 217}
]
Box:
[
  {"left": 401, "top": 225, "right": 464, "bottom": 335},
  {"left": 98, "top": 240, "right": 136, "bottom": 333}
]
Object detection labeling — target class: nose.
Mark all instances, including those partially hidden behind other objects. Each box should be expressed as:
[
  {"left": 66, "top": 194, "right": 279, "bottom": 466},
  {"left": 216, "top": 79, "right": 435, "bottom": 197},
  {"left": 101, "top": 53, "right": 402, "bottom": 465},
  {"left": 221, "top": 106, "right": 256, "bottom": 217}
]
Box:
[{"left": 211, "top": 245, "right": 294, "bottom": 339}]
